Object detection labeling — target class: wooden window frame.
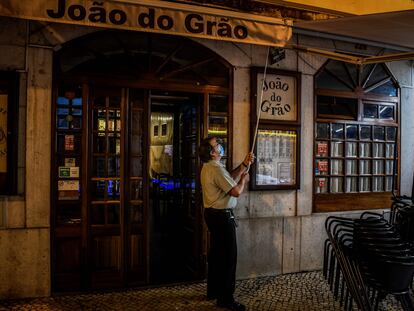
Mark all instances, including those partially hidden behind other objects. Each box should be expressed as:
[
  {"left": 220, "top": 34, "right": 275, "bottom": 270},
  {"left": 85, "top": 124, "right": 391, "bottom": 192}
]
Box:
[
  {"left": 0, "top": 72, "right": 19, "bottom": 195},
  {"left": 313, "top": 62, "right": 400, "bottom": 213},
  {"left": 249, "top": 67, "right": 301, "bottom": 190}
]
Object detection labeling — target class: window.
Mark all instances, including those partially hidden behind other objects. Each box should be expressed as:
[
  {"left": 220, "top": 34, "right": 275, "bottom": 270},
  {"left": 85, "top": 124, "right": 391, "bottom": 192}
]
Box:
[
  {"left": 0, "top": 72, "right": 19, "bottom": 195},
  {"left": 314, "top": 60, "right": 399, "bottom": 212}
]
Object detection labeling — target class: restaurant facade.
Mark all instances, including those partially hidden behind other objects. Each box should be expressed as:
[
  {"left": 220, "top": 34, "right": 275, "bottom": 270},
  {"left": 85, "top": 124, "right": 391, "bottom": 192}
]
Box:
[{"left": 0, "top": 0, "right": 413, "bottom": 298}]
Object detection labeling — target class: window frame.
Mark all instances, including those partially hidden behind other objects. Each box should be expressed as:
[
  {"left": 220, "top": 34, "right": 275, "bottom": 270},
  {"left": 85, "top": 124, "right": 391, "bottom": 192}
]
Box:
[
  {"left": 249, "top": 67, "right": 301, "bottom": 190},
  {"left": 0, "top": 71, "right": 19, "bottom": 195},
  {"left": 313, "top": 61, "right": 400, "bottom": 213}
]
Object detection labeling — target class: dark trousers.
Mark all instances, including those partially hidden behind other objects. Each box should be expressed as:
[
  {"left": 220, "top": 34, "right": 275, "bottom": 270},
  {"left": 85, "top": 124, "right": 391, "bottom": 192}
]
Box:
[{"left": 204, "top": 208, "right": 237, "bottom": 304}]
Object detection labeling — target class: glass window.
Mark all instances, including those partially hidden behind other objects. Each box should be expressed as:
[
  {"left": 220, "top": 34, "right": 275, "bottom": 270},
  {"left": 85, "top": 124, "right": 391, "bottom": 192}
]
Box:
[
  {"left": 331, "top": 124, "right": 344, "bottom": 139},
  {"left": 363, "top": 104, "right": 378, "bottom": 119},
  {"left": 379, "top": 105, "right": 394, "bottom": 120},
  {"left": 345, "top": 177, "right": 357, "bottom": 192},
  {"left": 209, "top": 94, "right": 228, "bottom": 113},
  {"left": 317, "top": 96, "right": 357, "bottom": 119},
  {"left": 370, "top": 80, "right": 398, "bottom": 97},
  {"left": 373, "top": 126, "right": 385, "bottom": 140},
  {"left": 360, "top": 126, "right": 371, "bottom": 140},
  {"left": 345, "top": 142, "right": 357, "bottom": 157},
  {"left": 386, "top": 127, "right": 397, "bottom": 141},
  {"left": 346, "top": 125, "right": 358, "bottom": 139},
  {"left": 314, "top": 61, "right": 400, "bottom": 212},
  {"left": 315, "top": 177, "right": 328, "bottom": 193},
  {"left": 316, "top": 123, "right": 329, "bottom": 139}
]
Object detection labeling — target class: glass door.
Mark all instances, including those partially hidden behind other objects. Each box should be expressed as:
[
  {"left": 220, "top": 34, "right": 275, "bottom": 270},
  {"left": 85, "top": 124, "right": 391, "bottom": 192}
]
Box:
[{"left": 89, "top": 86, "right": 124, "bottom": 289}]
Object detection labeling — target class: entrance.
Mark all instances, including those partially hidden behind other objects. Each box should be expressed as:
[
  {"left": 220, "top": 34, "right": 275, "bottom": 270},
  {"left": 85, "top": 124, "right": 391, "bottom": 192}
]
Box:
[
  {"left": 51, "top": 30, "right": 232, "bottom": 292},
  {"left": 149, "top": 91, "right": 202, "bottom": 283}
]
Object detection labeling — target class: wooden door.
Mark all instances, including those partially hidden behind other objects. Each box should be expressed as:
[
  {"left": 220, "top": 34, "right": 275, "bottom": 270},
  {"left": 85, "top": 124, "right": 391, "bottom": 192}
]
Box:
[
  {"left": 124, "top": 88, "right": 149, "bottom": 285},
  {"left": 88, "top": 86, "right": 124, "bottom": 288}
]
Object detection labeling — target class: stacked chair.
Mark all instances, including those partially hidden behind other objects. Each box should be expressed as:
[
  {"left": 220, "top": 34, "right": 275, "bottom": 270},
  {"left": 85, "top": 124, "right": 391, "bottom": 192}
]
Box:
[{"left": 324, "top": 212, "right": 414, "bottom": 311}]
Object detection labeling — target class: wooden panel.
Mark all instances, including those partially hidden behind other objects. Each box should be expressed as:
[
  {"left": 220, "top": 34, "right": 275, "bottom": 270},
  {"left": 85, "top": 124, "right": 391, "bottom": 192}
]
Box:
[{"left": 314, "top": 192, "right": 392, "bottom": 212}]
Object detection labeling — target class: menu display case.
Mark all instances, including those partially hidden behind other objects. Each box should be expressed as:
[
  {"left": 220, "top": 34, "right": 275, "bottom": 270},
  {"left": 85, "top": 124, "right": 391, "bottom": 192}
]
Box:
[{"left": 250, "top": 68, "right": 301, "bottom": 190}]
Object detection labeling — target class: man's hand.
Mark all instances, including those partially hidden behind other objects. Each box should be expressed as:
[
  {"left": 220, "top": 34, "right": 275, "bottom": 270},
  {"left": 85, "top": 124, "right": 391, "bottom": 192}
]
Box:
[{"left": 243, "top": 152, "right": 255, "bottom": 167}]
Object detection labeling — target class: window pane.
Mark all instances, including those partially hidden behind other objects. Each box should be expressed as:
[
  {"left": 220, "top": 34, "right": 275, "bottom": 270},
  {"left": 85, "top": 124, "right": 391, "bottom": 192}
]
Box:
[
  {"left": 345, "top": 177, "right": 357, "bottom": 192},
  {"left": 316, "top": 123, "right": 329, "bottom": 139},
  {"left": 379, "top": 105, "right": 394, "bottom": 120},
  {"left": 372, "top": 143, "right": 384, "bottom": 158},
  {"left": 359, "top": 177, "right": 371, "bottom": 192},
  {"left": 91, "top": 204, "right": 105, "bottom": 224},
  {"left": 373, "top": 160, "right": 384, "bottom": 175},
  {"left": 385, "top": 143, "right": 395, "bottom": 158},
  {"left": 130, "top": 180, "right": 143, "bottom": 201},
  {"left": 385, "top": 177, "right": 393, "bottom": 192},
  {"left": 315, "top": 177, "right": 328, "bottom": 193},
  {"left": 209, "top": 94, "right": 228, "bottom": 113},
  {"left": 345, "top": 160, "right": 357, "bottom": 175},
  {"left": 107, "top": 205, "right": 120, "bottom": 224},
  {"left": 372, "top": 177, "right": 384, "bottom": 192},
  {"left": 386, "top": 160, "right": 394, "bottom": 175},
  {"left": 373, "top": 126, "right": 385, "bottom": 140},
  {"left": 346, "top": 125, "right": 358, "bottom": 139},
  {"left": 316, "top": 60, "right": 354, "bottom": 91},
  {"left": 317, "top": 96, "right": 357, "bottom": 119},
  {"left": 360, "top": 126, "right": 371, "bottom": 140},
  {"left": 331, "top": 124, "right": 344, "bottom": 139},
  {"left": 359, "top": 160, "right": 371, "bottom": 175},
  {"left": 370, "top": 80, "right": 398, "bottom": 97},
  {"left": 359, "top": 143, "right": 371, "bottom": 158},
  {"left": 208, "top": 116, "right": 228, "bottom": 136},
  {"left": 330, "top": 160, "right": 343, "bottom": 175},
  {"left": 363, "top": 104, "right": 378, "bottom": 119},
  {"left": 315, "top": 159, "right": 328, "bottom": 175},
  {"left": 345, "top": 142, "right": 357, "bottom": 157},
  {"left": 331, "top": 141, "right": 343, "bottom": 157},
  {"left": 316, "top": 141, "right": 328, "bottom": 157},
  {"left": 386, "top": 127, "right": 397, "bottom": 141},
  {"left": 92, "top": 180, "right": 106, "bottom": 200},
  {"left": 330, "top": 177, "right": 343, "bottom": 193}
]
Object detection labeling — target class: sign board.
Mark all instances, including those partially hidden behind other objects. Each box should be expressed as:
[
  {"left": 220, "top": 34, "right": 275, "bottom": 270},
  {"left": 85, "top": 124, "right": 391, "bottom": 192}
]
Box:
[
  {"left": 256, "top": 71, "right": 298, "bottom": 122},
  {"left": 59, "top": 166, "right": 79, "bottom": 178},
  {"left": 0, "top": 0, "right": 292, "bottom": 47},
  {"left": 58, "top": 180, "right": 79, "bottom": 191}
]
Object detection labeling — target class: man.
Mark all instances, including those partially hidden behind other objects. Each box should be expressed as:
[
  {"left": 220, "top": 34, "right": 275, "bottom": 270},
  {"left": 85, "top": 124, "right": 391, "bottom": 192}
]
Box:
[{"left": 199, "top": 136, "right": 254, "bottom": 311}]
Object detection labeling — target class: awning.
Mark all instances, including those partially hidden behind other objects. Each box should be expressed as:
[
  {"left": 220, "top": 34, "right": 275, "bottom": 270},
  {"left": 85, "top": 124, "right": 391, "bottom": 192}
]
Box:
[
  {"left": 0, "top": 0, "right": 292, "bottom": 47},
  {"left": 292, "top": 10, "right": 414, "bottom": 64}
]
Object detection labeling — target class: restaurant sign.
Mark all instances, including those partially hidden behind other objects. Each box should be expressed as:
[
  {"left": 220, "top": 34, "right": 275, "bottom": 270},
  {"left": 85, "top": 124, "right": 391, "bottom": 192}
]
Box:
[
  {"left": 0, "top": 0, "right": 292, "bottom": 47},
  {"left": 256, "top": 71, "right": 298, "bottom": 122}
]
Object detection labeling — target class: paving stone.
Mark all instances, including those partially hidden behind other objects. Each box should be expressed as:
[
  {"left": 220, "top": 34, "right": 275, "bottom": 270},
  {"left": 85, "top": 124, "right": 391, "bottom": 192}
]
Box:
[{"left": 0, "top": 271, "right": 405, "bottom": 310}]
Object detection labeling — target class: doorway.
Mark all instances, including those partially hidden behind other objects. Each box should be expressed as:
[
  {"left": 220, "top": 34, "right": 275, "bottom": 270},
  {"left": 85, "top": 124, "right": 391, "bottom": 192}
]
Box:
[
  {"left": 51, "top": 30, "right": 233, "bottom": 292},
  {"left": 149, "top": 91, "right": 202, "bottom": 283}
]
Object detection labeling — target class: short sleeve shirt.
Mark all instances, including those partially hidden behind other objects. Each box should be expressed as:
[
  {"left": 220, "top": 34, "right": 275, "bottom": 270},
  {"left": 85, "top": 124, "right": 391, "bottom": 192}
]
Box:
[{"left": 200, "top": 160, "right": 237, "bottom": 209}]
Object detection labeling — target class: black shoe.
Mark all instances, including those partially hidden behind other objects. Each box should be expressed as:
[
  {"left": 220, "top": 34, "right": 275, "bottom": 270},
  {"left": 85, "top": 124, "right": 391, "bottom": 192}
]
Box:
[{"left": 217, "top": 301, "right": 246, "bottom": 311}]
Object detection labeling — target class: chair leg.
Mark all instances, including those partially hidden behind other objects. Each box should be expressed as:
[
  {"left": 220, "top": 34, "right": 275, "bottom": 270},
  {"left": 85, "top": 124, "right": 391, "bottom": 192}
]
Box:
[
  {"left": 340, "top": 277, "right": 346, "bottom": 306},
  {"left": 334, "top": 264, "right": 341, "bottom": 298},
  {"left": 375, "top": 292, "right": 385, "bottom": 311},
  {"left": 397, "top": 293, "right": 414, "bottom": 311}
]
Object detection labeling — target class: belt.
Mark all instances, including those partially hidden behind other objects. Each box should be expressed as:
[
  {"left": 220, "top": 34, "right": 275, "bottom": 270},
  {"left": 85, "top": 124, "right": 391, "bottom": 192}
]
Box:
[
  {"left": 205, "top": 208, "right": 233, "bottom": 213},
  {"left": 205, "top": 208, "right": 237, "bottom": 226}
]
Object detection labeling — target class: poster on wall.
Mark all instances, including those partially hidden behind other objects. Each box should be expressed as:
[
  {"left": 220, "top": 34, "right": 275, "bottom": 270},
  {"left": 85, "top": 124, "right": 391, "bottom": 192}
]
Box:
[
  {"left": 64, "top": 134, "right": 75, "bottom": 151},
  {"left": 58, "top": 166, "right": 79, "bottom": 178}
]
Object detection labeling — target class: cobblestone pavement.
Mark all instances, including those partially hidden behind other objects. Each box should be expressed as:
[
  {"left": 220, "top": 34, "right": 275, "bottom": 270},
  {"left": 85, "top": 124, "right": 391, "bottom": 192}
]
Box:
[{"left": 0, "top": 271, "right": 403, "bottom": 311}]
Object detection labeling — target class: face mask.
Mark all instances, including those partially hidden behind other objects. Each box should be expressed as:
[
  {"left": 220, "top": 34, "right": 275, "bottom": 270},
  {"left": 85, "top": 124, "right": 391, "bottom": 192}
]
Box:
[{"left": 217, "top": 144, "right": 225, "bottom": 157}]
